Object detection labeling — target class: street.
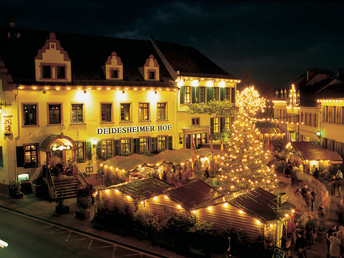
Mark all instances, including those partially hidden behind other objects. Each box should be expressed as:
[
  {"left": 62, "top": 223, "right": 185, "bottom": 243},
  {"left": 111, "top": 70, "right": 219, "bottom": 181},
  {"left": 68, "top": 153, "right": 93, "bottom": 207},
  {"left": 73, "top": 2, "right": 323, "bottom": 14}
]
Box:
[{"left": 0, "top": 207, "right": 160, "bottom": 258}]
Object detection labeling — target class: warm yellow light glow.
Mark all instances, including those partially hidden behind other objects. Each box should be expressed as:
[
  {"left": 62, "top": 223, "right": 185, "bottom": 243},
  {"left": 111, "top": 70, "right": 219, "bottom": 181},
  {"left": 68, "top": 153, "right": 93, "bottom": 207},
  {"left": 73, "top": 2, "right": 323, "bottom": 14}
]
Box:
[
  {"left": 218, "top": 80, "right": 226, "bottom": 87},
  {"left": 207, "top": 206, "right": 212, "bottom": 211},
  {"left": 126, "top": 195, "right": 131, "bottom": 200},
  {"left": 191, "top": 80, "right": 199, "bottom": 87},
  {"left": 177, "top": 204, "right": 182, "bottom": 209},
  {"left": 153, "top": 196, "right": 158, "bottom": 201},
  {"left": 239, "top": 210, "right": 243, "bottom": 214},
  {"left": 115, "top": 189, "right": 119, "bottom": 193},
  {"left": 256, "top": 220, "right": 261, "bottom": 225},
  {"left": 105, "top": 189, "right": 110, "bottom": 194}
]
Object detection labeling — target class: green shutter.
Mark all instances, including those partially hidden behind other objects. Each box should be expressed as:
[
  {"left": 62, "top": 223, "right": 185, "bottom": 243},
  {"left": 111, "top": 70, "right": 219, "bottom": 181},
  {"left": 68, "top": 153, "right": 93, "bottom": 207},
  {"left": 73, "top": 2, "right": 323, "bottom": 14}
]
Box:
[
  {"left": 220, "top": 87, "right": 225, "bottom": 101},
  {"left": 231, "top": 88, "right": 235, "bottom": 103},
  {"left": 0, "top": 146, "right": 3, "bottom": 167},
  {"left": 192, "top": 87, "right": 196, "bottom": 103},
  {"left": 96, "top": 141, "right": 102, "bottom": 159},
  {"left": 151, "top": 137, "right": 157, "bottom": 153},
  {"left": 16, "top": 146, "right": 24, "bottom": 167},
  {"left": 134, "top": 138, "right": 139, "bottom": 153},
  {"left": 207, "top": 87, "right": 213, "bottom": 102},
  {"left": 86, "top": 141, "right": 92, "bottom": 160},
  {"left": 180, "top": 86, "right": 185, "bottom": 104},
  {"left": 220, "top": 117, "right": 225, "bottom": 132},
  {"left": 195, "top": 87, "right": 200, "bottom": 103}
]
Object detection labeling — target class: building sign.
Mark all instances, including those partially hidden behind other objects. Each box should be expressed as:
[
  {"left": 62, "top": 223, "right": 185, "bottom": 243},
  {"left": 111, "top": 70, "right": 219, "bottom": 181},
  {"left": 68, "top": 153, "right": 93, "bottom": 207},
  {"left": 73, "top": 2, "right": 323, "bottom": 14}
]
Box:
[
  {"left": 97, "top": 124, "right": 171, "bottom": 135},
  {"left": 52, "top": 145, "right": 72, "bottom": 151},
  {"left": 3, "top": 115, "right": 13, "bottom": 135}
]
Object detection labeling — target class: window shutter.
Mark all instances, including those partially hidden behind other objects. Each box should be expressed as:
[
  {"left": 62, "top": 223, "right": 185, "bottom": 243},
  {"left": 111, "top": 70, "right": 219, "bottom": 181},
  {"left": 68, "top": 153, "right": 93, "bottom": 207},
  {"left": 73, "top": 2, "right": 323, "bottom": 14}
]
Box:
[
  {"left": 207, "top": 87, "right": 213, "bottom": 102},
  {"left": 210, "top": 118, "right": 214, "bottom": 135},
  {"left": 231, "top": 88, "right": 235, "bottom": 103},
  {"left": 168, "top": 136, "right": 173, "bottom": 150},
  {"left": 180, "top": 86, "right": 185, "bottom": 104},
  {"left": 0, "top": 146, "right": 3, "bottom": 167},
  {"left": 96, "top": 141, "right": 102, "bottom": 159},
  {"left": 151, "top": 137, "right": 157, "bottom": 153},
  {"left": 220, "top": 117, "right": 225, "bottom": 132},
  {"left": 114, "top": 140, "right": 120, "bottom": 155},
  {"left": 192, "top": 87, "right": 196, "bottom": 103},
  {"left": 220, "top": 88, "right": 225, "bottom": 101},
  {"left": 16, "top": 146, "right": 24, "bottom": 167},
  {"left": 195, "top": 87, "right": 200, "bottom": 103},
  {"left": 86, "top": 141, "right": 92, "bottom": 160},
  {"left": 133, "top": 138, "right": 139, "bottom": 153}
]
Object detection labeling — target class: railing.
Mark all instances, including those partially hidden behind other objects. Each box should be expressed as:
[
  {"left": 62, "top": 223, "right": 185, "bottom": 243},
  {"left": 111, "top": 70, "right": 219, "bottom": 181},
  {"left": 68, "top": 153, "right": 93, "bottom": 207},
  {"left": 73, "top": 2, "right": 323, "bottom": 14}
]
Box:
[
  {"left": 74, "top": 164, "right": 90, "bottom": 188},
  {"left": 44, "top": 166, "right": 56, "bottom": 200}
]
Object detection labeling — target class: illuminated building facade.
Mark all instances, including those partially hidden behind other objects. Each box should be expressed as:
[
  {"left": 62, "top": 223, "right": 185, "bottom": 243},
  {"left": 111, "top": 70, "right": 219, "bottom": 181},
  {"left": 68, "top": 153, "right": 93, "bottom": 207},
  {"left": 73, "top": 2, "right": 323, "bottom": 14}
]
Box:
[
  {"left": 273, "top": 70, "right": 344, "bottom": 158},
  {"left": 0, "top": 25, "right": 239, "bottom": 193}
]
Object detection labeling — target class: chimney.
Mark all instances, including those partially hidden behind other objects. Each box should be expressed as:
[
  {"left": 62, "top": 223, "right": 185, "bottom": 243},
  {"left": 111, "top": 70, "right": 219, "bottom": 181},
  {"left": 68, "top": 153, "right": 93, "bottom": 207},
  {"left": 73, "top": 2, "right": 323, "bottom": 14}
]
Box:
[{"left": 7, "top": 17, "right": 20, "bottom": 39}]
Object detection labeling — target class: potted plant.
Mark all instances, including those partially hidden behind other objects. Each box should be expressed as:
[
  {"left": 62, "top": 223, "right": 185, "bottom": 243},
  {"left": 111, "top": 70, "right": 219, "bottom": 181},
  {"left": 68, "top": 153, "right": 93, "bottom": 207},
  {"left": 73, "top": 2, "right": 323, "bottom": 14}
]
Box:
[
  {"left": 9, "top": 181, "right": 24, "bottom": 198},
  {"left": 76, "top": 187, "right": 92, "bottom": 219}
]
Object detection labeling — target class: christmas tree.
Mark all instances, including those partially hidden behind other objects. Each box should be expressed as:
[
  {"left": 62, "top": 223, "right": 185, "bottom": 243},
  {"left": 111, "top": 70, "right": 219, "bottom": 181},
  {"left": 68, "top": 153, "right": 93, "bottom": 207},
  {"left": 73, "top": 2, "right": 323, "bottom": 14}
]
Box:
[{"left": 219, "top": 86, "right": 277, "bottom": 194}]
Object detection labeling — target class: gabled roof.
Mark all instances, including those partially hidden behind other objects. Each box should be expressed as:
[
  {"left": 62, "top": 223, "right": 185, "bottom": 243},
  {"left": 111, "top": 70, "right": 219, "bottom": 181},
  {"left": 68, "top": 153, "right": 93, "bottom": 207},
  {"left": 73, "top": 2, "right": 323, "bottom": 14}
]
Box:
[
  {"left": 111, "top": 177, "right": 171, "bottom": 200},
  {"left": 229, "top": 187, "right": 283, "bottom": 222},
  {"left": 165, "top": 180, "right": 224, "bottom": 211},
  {"left": 0, "top": 26, "right": 236, "bottom": 86}
]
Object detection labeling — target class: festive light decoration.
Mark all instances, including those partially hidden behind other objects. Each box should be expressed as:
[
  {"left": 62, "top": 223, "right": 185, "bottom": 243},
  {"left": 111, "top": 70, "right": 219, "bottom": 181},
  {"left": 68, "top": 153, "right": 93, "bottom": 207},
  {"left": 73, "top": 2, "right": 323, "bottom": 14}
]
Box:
[{"left": 218, "top": 86, "right": 277, "bottom": 193}]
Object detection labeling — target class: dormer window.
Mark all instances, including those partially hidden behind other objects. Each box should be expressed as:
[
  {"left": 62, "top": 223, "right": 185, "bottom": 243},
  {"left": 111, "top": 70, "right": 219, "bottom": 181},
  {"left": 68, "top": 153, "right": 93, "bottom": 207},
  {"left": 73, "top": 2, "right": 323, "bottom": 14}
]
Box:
[
  {"left": 105, "top": 52, "right": 123, "bottom": 80},
  {"left": 148, "top": 71, "right": 155, "bottom": 80},
  {"left": 42, "top": 65, "right": 51, "bottom": 79},
  {"left": 143, "top": 55, "right": 159, "bottom": 81},
  {"left": 110, "top": 69, "right": 119, "bottom": 79},
  {"left": 35, "top": 32, "right": 72, "bottom": 82},
  {"left": 57, "top": 66, "right": 66, "bottom": 79}
]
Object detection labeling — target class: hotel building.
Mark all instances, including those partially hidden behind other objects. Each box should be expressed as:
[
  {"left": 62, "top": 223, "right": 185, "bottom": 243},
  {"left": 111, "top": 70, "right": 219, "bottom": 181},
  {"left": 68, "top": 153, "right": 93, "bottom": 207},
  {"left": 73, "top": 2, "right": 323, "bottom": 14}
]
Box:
[{"left": 0, "top": 24, "right": 239, "bottom": 194}]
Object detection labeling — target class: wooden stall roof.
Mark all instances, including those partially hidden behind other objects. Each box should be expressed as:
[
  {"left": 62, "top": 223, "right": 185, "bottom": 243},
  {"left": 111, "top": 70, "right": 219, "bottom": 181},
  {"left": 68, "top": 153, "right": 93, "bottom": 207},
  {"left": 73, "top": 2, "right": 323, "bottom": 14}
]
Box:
[
  {"left": 165, "top": 180, "right": 224, "bottom": 211},
  {"left": 111, "top": 177, "right": 171, "bottom": 200},
  {"left": 229, "top": 187, "right": 285, "bottom": 223},
  {"left": 258, "top": 127, "right": 282, "bottom": 134},
  {"left": 290, "top": 142, "right": 343, "bottom": 163}
]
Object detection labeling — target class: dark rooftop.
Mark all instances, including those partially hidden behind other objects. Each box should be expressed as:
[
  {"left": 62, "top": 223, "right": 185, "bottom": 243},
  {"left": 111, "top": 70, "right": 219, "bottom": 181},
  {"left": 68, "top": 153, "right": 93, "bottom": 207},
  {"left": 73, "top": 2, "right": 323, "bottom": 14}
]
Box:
[{"left": 166, "top": 180, "right": 224, "bottom": 211}]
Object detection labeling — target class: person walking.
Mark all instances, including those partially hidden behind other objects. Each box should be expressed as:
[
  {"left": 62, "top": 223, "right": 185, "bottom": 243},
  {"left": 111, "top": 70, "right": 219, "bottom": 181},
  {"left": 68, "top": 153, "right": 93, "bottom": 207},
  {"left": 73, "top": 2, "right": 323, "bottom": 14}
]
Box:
[
  {"left": 311, "top": 188, "right": 316, "bottom": 211},
  {"left": 327, "top": 225, "right": 337, "bottom": 258},
  {"left": 295, "top": 231, "right": 307, "bottom": 258}
]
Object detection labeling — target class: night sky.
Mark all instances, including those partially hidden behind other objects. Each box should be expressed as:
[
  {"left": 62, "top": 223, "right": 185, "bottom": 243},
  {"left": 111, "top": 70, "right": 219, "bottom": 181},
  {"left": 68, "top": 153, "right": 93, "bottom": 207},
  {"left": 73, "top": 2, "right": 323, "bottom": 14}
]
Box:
[{"left": 1, "top": 0, "right": 344, "bottom": 93}]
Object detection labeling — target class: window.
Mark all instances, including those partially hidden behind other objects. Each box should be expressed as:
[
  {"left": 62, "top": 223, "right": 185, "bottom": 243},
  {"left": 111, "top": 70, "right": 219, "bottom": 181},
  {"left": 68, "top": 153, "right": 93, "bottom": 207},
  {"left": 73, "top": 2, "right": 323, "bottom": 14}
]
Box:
[
  {"left": 23, "top": 104, "right": 37, "bottom": 126},
  {"left": 314, "top": 114, "right": 317, "bottom": 127},
  {"left": 192, "top": 117, "right": 200, "bottom": 126},
  {"left": 42, "top": 65, "right": 51, "bottom": 79},
  {"left": 214, "top": 87, "right": 220, "bottom": 101},
  {"left": 110, "top": 69, "right": 119, "bottom": 79},
  {"left": 101, "top": 140, "right": 113, "bottom": 159},
  {"left": 121, "top": 139, "right": 131, "bottom": 155},
  {"left": 304, "top": 113, "right": 308, "bottom": 125},
  {"left": 101, "top": 103, "right": 112, "bottom": 122},
  {"left": 184, "top": 86, "right": 191, "bottom": 104},
  {"left": 71, "top": 104, "right": 84, "bottom": 123},
  {"left": 24, "top": 145, "right": 38, "bottom": 164},
  {"left": 120, "top": 103, "right": 131, "bottom": 121},
  {"left": 57, "top": 66, "right": 66, "bottom": 79},
  {"left": 225, "top": 117, "right": 231, "bottom": 131},
  {"left": 158, "top": 136, "right": 167, "bottom": 151},
  {"left": 139, "top": 138, "right": 149, "bottom": 154},
  {"left": 157, "top": 103, "right": 167, "bottom": 120},
  {"left": 0, "top": 146, "right": 3, "bottom": 167},
  {"left": 76, "top": 142, "right": 85, "bottom": 163},
  {"left": 148, "top": 71, "right": 155, "bottom": 80},
  {"left": 139, "top": 103, "right": 150, "bottom": 120},
  {"left": 48, "top": 104, "right": 61, "bottom": 124},
  {"left": 202, "top": 133, "right": 208, "bottom": 144},
  {"left": 309, "top": 113, "right": 312, "bottom": 126},
  {"left": 213, "top": 117, "right": 220, "bottom": 133},
  {"left": 199, "top": 87, "right": 206, "bottom": 103}
]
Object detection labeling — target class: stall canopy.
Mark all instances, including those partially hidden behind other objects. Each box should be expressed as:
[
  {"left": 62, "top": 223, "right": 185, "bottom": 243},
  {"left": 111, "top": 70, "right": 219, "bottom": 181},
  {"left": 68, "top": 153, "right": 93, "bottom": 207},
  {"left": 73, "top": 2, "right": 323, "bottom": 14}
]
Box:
[
  {"left": 102, "top": 148, "right": 217, "bottom": 171},
  {"left": 229, "top": 187, "right": 292, "bottom": 223},
  {"left": 165, "top": 180, "right": 224, "bottom": 211},
  {"left": 290, "top": 142, "right": 343, "bottom": 164}
]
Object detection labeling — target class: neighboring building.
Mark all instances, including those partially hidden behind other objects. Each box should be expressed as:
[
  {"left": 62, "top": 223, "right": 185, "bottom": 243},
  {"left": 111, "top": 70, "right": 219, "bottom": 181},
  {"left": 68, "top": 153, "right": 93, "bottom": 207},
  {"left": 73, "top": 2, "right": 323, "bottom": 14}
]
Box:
[
  {"left": 273, "top": 70, "right": 344, "bottom": 160},
  {"left": 0, "top": 22, "right": 240, "bottom": 194}
]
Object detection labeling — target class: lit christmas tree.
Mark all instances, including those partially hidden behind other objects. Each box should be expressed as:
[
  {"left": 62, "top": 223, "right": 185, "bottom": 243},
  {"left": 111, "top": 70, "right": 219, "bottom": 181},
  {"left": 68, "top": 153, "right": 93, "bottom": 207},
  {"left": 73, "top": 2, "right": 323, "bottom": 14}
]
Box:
[{"left": 218, "top": 86, "right": 277, "bottom": 194}]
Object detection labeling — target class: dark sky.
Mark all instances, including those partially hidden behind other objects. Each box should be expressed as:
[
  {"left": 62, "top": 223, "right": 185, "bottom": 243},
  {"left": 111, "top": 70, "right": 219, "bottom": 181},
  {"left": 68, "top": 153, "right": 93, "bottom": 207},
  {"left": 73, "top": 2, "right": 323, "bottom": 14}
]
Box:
[{"left": 1, "top": 0, "right": 344, "bottom": 91}]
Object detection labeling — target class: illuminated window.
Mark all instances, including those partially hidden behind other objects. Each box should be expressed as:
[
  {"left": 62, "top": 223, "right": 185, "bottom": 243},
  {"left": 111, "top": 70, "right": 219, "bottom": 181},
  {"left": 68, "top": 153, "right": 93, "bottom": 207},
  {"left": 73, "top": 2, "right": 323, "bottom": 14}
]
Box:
[
  {"left": 212, "top": 117, "right": 220, "bottom": 133},
  {"left": 121, "top": 139, "right": 131, "bottom": 156},
  {"left": 202, "top": 133, "right": 208, "bottom": 144},
  {"left": 101, "top": 140, "right": 113, "bottom": 159},
  {"left": 214, "top": 87, "right": 220, "bottom": 101},
  {"left": 76, "top": 142, "right": 85, "bottom": 163},
  {"left": 158, "top": 136, "right": 167, "bottom": 151},
  {"left": 121, "top": 103, "right": 131, "bottom": 121},
  {"left": 71, "top": 104, "right": 84, "bottom": 123},
  {"left": 157, "top": 103, "right": 167, "bottom": 120},
  {"left": 139, "top": 103, "right": 149, "bottom": 121},
  {"left": 23, "top": 104, "right": 37, "bottom": 126},
  {"left": 101, "top": 103, "right": 112, "bottom": 122},
  {"left": 24, "top": 145, "right": 38, "bottom": 164},
  {"left": 199, "top": 87, "right": 206, "bottom": 103},
  {"left": 184, "top": 86, "right": 191, "bottom": 104},
  {"left": 42, "top": 65, "right": 51, "bottom": 79},
  {"left": 57, "top": 66, "right": 66, "bottom": 79},
  {"left": 225, "top": 117, "right": 231, "bottom": 131},
  {"left": 48, "top": 104, "right": 61, "bottom": 124},
  {"left": 139, "top": 138, "right": 149, "bottom": 154}
]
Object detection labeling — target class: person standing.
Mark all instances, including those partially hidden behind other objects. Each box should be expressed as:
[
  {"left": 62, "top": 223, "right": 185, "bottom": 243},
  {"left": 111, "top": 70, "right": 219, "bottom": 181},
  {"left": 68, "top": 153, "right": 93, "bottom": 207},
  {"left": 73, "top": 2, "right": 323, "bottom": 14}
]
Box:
[
  {"left": 327, "top": 232, "right": 341, "bottom": 258},
  {"left": 327, "top": 225, "right": 337, "bottom": 257},
  {"left": 337, "top": 226, "right": 344, "bottom": 257},
  {"left": 295, "top": 231, "right": 307, "bottom": 258}
]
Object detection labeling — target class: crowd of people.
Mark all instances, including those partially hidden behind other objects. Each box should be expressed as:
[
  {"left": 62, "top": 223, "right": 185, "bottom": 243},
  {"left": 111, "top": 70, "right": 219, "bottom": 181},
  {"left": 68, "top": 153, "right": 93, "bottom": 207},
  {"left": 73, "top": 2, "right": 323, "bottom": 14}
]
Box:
[{"left": 295, "top": 185, "right": 317, "bottom": 211}]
